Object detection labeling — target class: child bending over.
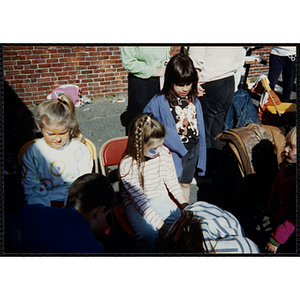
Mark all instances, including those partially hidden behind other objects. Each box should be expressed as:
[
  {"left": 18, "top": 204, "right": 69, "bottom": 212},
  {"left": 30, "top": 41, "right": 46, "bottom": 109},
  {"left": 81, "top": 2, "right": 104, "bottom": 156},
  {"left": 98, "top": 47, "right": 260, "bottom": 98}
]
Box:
[{"left": 162, "top": 201, "right": 259, "bottom": 254}]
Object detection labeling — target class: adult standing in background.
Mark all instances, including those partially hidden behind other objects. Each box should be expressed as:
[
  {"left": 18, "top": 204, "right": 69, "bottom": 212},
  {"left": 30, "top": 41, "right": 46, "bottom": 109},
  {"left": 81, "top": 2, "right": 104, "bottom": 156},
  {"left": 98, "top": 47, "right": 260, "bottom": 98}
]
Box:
[
  {"left": 188, "top": 46, "right": 245, "bottom": 178},
  {"left": 120, "top": 46, "right": 170, "bottom": 134},
  {"left": 268, "top": 46, "right": 296, "bottom": 103}
]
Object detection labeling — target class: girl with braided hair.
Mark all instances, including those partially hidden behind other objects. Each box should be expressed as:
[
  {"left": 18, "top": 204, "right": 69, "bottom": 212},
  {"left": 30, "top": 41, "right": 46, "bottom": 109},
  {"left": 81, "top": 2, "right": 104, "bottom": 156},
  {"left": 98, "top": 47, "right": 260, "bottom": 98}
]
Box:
[
  {"left": 21, "top": 94, "right": 92, "bottom": 207},
  {"left": 119, "top": 113, "right": 188, "bottom": 252}
]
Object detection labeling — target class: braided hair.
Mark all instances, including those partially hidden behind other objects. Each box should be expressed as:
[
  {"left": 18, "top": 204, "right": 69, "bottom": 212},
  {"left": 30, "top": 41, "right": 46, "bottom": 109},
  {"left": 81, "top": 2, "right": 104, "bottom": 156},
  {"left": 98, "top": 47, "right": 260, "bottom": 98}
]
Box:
[
  {"left": 35, "top": 93, "right": 85, "bottom": 143},
  {"left": 120, "top": 113, "right": 166, "bottom": 190}
]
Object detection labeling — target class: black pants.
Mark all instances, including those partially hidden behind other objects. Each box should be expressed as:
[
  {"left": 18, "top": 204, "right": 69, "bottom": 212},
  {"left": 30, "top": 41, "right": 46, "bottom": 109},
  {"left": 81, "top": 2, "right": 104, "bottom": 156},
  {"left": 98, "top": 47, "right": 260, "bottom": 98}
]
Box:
[
  {"left": 268, "top": 53, "right": 296, "bottom": 102},
  {"left": 121, "top": 74, "right": 160, "bottom": 133},
  {"left": 200, "top": 75, "right": 234, "bottom": 150}
]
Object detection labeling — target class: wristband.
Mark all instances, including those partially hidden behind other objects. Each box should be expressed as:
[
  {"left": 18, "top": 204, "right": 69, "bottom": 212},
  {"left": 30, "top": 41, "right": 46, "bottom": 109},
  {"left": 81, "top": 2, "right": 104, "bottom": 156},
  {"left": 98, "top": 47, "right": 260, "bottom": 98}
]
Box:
[{"left": 270, "top": 238, "right": 280, "bottom": 247}]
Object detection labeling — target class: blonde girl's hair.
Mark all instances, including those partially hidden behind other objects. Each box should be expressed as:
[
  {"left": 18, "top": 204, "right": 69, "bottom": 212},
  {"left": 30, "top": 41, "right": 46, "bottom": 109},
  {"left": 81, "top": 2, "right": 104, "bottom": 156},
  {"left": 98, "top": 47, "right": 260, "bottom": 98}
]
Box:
[
  {"left": 35, "top": 94, "right": 85, "bottom": 143},
  {"left": 120, "top": 113, "right": 166, "bottom": 190},
  {"left": 286, "top": 126, "right": 297, "bottom": 147}
]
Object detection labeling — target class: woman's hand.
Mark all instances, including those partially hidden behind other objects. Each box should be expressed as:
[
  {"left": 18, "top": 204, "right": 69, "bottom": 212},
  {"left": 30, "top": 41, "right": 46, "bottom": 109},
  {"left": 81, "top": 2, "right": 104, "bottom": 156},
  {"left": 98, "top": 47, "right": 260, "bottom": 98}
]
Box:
[
  {"left": 197, "top": 83, "right": 205, "bottom": 97},
  {"left": 265, "top": 241, "right": 278, "bottom": 253},
  {"left": 156, "top": 66, "right": 166, "bottom": 77}
]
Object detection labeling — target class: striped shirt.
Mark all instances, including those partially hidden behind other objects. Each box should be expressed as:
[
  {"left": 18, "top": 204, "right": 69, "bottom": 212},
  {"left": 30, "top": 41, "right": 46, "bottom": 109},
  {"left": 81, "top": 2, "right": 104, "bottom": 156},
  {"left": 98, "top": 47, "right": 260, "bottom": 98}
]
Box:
[
  {"left": 187, "top": 202, "right": 259, "bottom": 254},
  {"left": 120, "top": 146, "right": 184, "bottom": 229}
]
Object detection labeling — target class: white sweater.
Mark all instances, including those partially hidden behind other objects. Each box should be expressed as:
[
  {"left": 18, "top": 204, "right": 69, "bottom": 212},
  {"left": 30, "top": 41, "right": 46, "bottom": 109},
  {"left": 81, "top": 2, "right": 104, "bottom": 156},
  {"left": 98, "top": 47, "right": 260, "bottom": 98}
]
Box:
[
  {"left": 189, "top": 46, "right": 246, "bottom": 85},
  {"left": 119, "top": 146, "right": 184, "bottom": 229},
  {"left": 270, "top": 46, "right": 296, "bottom": 56},
  {"left": 22, "top": 138, "right": 93, "bottom": 206}
]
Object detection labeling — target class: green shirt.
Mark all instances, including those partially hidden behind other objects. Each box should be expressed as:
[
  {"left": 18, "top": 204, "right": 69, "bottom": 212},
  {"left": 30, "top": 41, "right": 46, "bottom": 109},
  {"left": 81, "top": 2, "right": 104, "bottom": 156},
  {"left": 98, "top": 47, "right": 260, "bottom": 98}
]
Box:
[{"left": 120, "top": 46, "right": 170, "bottom": 79}]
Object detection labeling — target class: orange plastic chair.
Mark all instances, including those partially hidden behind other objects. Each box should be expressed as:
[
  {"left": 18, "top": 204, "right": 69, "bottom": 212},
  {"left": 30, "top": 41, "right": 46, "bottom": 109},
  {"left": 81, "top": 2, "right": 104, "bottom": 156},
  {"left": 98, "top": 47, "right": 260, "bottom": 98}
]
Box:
[
  {"left": 99, "top": 137, "right": 128, "bottom": 178},
  {"left": 99, "top": 137, "right": 135, "bottom": 238},
  {"left": 84, "top": 138, "right": 99, "bottom": 173}
]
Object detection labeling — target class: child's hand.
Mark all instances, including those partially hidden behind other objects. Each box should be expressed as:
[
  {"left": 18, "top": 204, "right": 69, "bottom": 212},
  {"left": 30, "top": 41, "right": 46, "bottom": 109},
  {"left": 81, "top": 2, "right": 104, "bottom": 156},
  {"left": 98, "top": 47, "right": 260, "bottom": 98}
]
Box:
[
  {"left": 158, "top": 223, "right": 169, "bottom": 239},
  {"left": 180, "top": 202, "right": 189, "bottom": 211},
  {"left": 265, "top": 241, "right": 278, "bottom": 253},
  {"left": 197, "top": 84, "right": 205, "bottom": 97}
]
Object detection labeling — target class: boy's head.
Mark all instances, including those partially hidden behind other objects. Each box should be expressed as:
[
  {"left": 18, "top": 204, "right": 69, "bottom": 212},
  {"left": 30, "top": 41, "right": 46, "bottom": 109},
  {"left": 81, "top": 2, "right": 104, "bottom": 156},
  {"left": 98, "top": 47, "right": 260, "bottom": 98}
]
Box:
[
  {"left": 67, "top": 173, "right": 116, "bottom": 233},
  {"left": 284, "top": 126, "right": 297, "bottom": 164}
]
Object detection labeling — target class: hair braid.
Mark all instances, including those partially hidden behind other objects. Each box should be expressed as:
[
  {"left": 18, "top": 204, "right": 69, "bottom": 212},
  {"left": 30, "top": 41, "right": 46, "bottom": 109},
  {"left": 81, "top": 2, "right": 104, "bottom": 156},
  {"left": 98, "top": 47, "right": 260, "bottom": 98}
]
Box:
[
  {"left": 119, "top": 113, "right": 166, "bottom": 191},
  {"left": 135, "top": 116, "right": 149, "bottom": 189}
]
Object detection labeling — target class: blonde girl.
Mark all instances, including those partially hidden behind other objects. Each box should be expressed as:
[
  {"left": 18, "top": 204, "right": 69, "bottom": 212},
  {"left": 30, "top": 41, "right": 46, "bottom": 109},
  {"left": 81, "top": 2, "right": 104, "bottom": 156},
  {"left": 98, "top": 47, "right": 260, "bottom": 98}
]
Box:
[
  {"left": 119, "top": 113, "right": 188, "bottom": 253},
  {"left": 265, "top": 127, "right": 297, "bottom": 253},
  {"left": 22, "top": 94, "right": 92, "bottom": 207}
]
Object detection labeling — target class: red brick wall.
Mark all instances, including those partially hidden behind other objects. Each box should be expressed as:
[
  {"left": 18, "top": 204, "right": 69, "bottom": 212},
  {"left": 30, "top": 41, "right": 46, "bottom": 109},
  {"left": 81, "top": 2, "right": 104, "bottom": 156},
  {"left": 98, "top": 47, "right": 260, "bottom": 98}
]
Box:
[
  {"left": 3, "top": 45, "right": 129, "bottom": 105},
  {"left": 3, "top": 45, "right": 271, "bottom": 106},
  {"left": 246, "top": 46, "right": 271, "bottom": 81}
]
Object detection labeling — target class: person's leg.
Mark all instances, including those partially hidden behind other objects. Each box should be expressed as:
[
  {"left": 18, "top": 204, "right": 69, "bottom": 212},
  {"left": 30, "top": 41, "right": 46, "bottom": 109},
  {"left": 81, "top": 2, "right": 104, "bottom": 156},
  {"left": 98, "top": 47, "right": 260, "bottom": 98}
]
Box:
[
  {"left": 281, "top": 55, "right": 296, "bottom": 102},
  {"left": 199, "top": 88, "right": 215, "bottom": 149},
  {"left": 124, "top": 203, "right": 159, "bottom": 253},
  {"left": 268, "top": 54, "right": 284, "bottom": 91},
  {"left": 178, "top": 145, "right": 199, "bottom": 201},
  {"left": 209, "top": 76, "right": 234, "bottom": 150},
  {"left": 200, "top": 76, "right": 234, "bottom": 150},
  {"left": 180, "top": 183, "right": 190, "bottom": 203}
]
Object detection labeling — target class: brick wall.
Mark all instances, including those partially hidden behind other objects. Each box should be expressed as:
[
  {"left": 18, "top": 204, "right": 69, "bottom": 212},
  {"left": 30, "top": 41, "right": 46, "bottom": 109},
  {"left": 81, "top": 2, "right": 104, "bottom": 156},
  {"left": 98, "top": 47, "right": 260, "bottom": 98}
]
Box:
[
  {"left": 246, "top": 46, "right": 271, "bottom": 81},
  {"left": 3, "top": 45, "right": 271, "bottom": 106}
]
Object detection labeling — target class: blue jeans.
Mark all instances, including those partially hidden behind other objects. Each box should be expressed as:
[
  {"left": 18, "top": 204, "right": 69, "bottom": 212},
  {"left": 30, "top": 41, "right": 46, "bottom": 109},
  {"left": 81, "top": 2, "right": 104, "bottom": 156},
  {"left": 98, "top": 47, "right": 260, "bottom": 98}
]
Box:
[
  {"left": 125, "top": 195, "right": 181, "bottom": 253},
  {"left": 223, "top": 89, "right": 261, "bottom": 131}
]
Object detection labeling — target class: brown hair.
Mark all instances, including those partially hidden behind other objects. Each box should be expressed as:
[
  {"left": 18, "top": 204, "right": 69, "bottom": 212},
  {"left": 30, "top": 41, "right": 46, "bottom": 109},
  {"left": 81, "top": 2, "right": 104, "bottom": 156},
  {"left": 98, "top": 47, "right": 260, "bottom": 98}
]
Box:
[
  {"left": 67, "top": 173, "right": 116, "bottom": 214},
  {"left": 159, "top": 53, "right": 198, "bottom": 106},
  {"left": 120, "top": 113, "right": 165, "bottom": 189},
  {"left": 35, "top": 94, "right": 85, "bottom": 143},
  {"left": 161, "top": 210, "right": 214, "bottom": 253}
]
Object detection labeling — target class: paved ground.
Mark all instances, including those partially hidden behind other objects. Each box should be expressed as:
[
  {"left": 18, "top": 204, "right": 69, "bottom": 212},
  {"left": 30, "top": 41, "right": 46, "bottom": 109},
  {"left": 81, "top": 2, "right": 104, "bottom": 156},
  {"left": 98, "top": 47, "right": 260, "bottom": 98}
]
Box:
[
  {"left": 75, "top": 97, "right": 127, "bottom": 152},
  {"left": 75, "top": 96, "right": 199, "bottom": 204}
]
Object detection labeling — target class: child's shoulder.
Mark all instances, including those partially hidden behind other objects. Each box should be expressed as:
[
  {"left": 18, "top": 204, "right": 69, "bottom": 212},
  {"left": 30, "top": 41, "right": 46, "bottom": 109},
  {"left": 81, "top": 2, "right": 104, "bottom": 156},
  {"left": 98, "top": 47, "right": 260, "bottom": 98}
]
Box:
[
  {"left": 120, "top": 155, "right": 134, "bottom": 166},
  {"left": 27, "top": 138, "right": 48, "bottom": 151},
  {"left": 161, "top": 145, "right": 171, "bottom": 154}
]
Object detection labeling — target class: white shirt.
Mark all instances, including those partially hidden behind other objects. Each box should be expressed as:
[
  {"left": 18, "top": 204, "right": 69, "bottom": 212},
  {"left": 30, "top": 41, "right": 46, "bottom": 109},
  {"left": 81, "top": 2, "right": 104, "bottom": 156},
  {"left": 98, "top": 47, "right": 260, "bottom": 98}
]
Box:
[
  {"left": 189, "top": 46, "right": 246, "bottom": 85},
  {"left": 120, "top": 146, "right": 184, "bottom": 229}
]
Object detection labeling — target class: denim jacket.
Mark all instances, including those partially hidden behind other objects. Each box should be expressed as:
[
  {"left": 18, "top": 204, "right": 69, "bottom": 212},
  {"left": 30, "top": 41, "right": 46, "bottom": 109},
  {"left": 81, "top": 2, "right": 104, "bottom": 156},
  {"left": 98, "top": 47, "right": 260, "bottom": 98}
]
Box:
[{"left": 223, "top": 89, "right": 261, "bottom": 131}]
